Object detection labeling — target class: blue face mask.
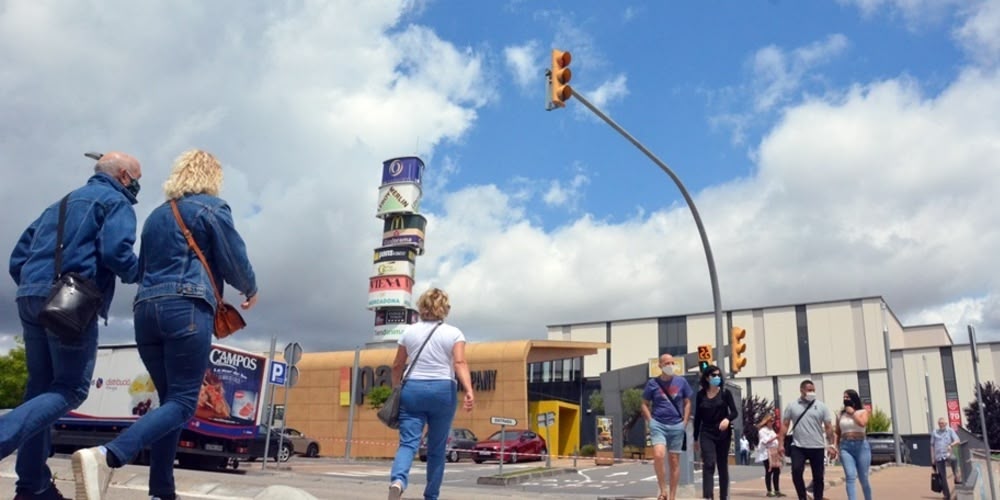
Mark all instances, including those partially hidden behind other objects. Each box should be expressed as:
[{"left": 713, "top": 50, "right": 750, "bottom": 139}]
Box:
[{"left": 710, "top": 376, "right": 722, "bottom": 387}]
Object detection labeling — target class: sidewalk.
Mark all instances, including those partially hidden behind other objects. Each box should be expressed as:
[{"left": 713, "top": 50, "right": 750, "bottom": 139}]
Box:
[
  {"left": 728, "top": 463, "right": 942, "bottom": 499},
  {"left": 0, "top": 455, "right": 583, "bottom": 500}
]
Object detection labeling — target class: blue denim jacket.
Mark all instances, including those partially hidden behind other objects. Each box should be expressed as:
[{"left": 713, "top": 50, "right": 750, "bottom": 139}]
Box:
[
  {"left": 135, "top": 194, "right": 257, "bottom": 310},
  {"left": 9, "top": 173, "right": 140, "bottom": 320}
]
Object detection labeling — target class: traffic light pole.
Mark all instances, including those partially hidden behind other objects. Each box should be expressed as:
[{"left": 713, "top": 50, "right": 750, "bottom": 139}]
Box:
[{"left": 569, "top": 88, "right": 726, "bottom": 376}]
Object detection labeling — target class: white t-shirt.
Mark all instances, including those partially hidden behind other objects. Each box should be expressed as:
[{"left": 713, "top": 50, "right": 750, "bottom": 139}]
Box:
[{"left": 397, "top": 321, "right": 466, "bottom": 381}]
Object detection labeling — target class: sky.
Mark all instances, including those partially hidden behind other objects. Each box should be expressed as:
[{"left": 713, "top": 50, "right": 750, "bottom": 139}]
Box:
[{"left": 1, "top": 0, "right": 999, "bottom": 356}]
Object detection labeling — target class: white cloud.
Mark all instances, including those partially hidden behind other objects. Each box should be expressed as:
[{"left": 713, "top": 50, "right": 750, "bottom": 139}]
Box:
[
  {"left": 752, "top": 34, "right": 849, "bottom": 112},
  {"left": 623, "top": 7, "right": 640, "bottom": 22},
  {"left": 909, "top": 294, "right": 999, "bottom": 343},
  {"left": 586, "top": 74, "right": 629, "bottom": 109},
  {"left": 955, "top": 0, "right": 1000, "bottom": 66},
  {"left": 837, "top": 0, "right": 963, "bottom": 25},
  {"left": 504, "top": 40, "right": 541, "bottom": 91},
  {"left": 543, "top": 171, "right": 590, "bottom": 209}
]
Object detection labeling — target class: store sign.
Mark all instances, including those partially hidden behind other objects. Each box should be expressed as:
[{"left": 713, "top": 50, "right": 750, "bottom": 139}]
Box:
[
  {"left": 947, "top": 398, "right": 962, "bottom": 429},
  {"left": 381, "top": 156, "right": 425, "bottom": 185},
  {"left": 353, "top": 366, "right": 497, "bottom": 404},
  {"left": 376, "top": 183, "right": 422, "bottom": 218},
  {"left": 381, "top": 213, "right": 427, "bottom": 253}
]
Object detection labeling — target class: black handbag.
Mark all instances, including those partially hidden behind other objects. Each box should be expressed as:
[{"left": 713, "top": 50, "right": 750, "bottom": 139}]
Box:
[
  {"left": 931, "top": 472, "right": 943, "bottom": 493},
  {"left": 377, "top": 321, "right": 442, "bottom": 429},
  {"left": 784, "top": 398, "right": 816, "bottom": 456},
  {"left": 38, "top": 195, "right": 103, "bottom": 341}
]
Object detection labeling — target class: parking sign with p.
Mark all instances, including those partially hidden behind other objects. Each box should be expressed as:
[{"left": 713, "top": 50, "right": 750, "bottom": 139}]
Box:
[{"left": 270, "top": 361, "right": 287, "bottom": 386}]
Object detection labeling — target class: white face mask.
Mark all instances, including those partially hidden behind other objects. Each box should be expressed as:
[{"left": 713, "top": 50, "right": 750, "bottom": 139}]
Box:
[
  {"left": 804, "top": 392, "right": 816, "bottom": 401},
  {"left": 661, "top": 364, "right": 675, "bottom": 375}
]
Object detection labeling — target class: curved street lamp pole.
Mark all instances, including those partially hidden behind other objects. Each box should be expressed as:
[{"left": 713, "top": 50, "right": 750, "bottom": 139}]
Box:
[{"left": 569, "top": 88, "right": 726, "bottom": 375}]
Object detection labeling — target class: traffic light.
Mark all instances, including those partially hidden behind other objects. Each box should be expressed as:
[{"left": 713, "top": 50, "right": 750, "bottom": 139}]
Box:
[
  {"left": 731, "top": 326, "right": 747, "bottom": 374},
  {"left": 548, "top": 49, "right": 573, "bottom": 109},
  {"left": 697, "top": 344, "right": 713, "bottom": 373}
]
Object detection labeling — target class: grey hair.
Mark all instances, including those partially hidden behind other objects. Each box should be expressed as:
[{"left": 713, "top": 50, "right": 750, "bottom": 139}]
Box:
[{"left": 94, "top": 156, "right": 129, "bottom": 175}]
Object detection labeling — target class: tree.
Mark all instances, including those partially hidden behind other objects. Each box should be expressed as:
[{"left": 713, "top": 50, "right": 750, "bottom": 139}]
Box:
[
  {"left": 866, "top": 407, "right": 891, "bottom": 433},
  {"left": 587, "top": 388, "right": 643, "bottom": 441},
  {"left": 742, "top": 395, "right": 774, "bottom": 447},
  {"left": 964, "top": 381, "right": 1000, "bottom": 448},
  {"left": 0, "top": 338, "right": 27, "bottom": 408},
  {"left": 367, "top": 385, "right": 393, "bottom": 410}
]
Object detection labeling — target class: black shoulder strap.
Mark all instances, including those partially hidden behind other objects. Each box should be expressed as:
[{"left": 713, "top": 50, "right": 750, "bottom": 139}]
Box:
[
  {"left": 402, "top": 321, "right": 443, "bottom": 384},
  {"left": 52, "top": 194, "right": 71, "bottom": 281},
  {"left": 791, "top": 399, "right": 817, "bottom": 431}
]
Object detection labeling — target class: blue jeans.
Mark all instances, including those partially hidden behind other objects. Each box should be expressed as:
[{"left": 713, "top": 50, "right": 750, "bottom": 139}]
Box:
[
  {"left": 389, "top": 379, "right": 457, "bottom": 500},
  {"left": 840, "top": 439, "right": 873, "bottom": 500},
  {"left": 104, "top": 297, "right": 213, "bottom": 499},
  {"left": 0, "top": 297, "right": 97, "bottom": 495}
]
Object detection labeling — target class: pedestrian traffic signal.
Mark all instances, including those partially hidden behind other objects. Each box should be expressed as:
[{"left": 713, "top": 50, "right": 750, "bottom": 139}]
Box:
[
  {"left": 731, "top": 327, "right": 747, "bottom": 374},
  {"left": 548, "top": 49, "right": 572, "bottom": 109}
]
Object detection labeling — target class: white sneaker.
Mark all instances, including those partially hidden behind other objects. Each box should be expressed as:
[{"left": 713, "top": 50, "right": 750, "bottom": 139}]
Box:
[
  {"left": 387, "top": 481, "right": 403, "bottom": 500},
  {"left": 72, "top": 446, "right": 115, "bottom": 500}
]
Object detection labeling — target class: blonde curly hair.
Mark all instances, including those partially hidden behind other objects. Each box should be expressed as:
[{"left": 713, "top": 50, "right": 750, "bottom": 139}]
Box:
[
  {"left": 417, "top": 288, "right": 451, "bottom": 321},
  {"left": 163, "top": 149, "right": 223, "bottom": 200}
]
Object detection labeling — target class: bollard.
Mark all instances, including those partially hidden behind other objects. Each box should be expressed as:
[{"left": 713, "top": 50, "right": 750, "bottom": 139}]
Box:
[{"left": 573, "top": 448, "right": 578, "bottom": 468}]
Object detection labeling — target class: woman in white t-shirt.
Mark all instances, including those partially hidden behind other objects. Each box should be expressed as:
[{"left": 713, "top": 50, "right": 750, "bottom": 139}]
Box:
[
  {"left": 755, "top": 414, "right": 785, "bottom": 497},
  {"left": 388, "top": 288, "right": 474, "bottom": 500}
]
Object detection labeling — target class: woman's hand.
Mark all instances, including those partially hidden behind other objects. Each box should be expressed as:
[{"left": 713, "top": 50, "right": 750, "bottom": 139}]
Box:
[
  {"left": 241, "top": 292, "right": 259, "bottom": 310},
  {"left": 463, "top": 390, "right": 475, "bottom": 411},
  {"left": 719, "top": 418, "right": 730, "bottom": 431}
]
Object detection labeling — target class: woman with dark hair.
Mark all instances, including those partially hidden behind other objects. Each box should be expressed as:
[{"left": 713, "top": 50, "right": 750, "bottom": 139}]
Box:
[
  {"left": 834, "top": 389, "right": 873, "bottom": 500},
  {"left": 693, "top": 365, "right": 738, "bottom": 499}
]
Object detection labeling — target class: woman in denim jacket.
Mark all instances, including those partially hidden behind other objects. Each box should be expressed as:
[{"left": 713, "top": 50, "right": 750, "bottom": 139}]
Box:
[{"left": 72, "top": 149, "right": 258, "bottom": 500}]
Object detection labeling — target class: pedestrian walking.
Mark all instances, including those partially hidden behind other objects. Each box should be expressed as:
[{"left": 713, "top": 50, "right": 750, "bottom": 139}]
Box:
[
  {"left": 2, "top": 152, "right": 142, "bottom": 500},
  {"left": 72, "top": 149, "right": 259, "bottom": 500},
  {"left": 388, "top": 288, "right": 474, "bottom": 500},
  {"left": 693, "top": 364, "right": 738, "bottom": 499},
  {"left": 780, "top": 380, "right": 836, "bottom": 500},
  {"left": 740, "top": 435, "right": 750, "bottom": 465},
  {"left": 641, "top": 353, "right": 694, "bottom": 500},
  {"left": 835, "top": 389, "right": 872, "bottom": 500},
  {"left": 929, "top": 417, "right": 961, "bottom": 499},
  {"left": 755, "top": 414, "right": 785, "bottom": 497}
]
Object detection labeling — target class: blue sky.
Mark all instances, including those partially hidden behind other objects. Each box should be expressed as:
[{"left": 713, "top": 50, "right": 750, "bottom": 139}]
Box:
[{"left": 0, "top": 0, "right": 998, "bottom": 353}]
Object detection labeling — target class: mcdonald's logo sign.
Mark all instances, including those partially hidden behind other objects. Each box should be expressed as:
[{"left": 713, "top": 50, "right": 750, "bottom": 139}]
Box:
[{"left": 382, "top": 214, "right": 426, "bottom": 253}]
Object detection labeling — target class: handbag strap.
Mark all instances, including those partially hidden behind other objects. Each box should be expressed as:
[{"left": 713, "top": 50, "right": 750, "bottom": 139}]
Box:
[
  {"left": 170, "top": 200, "right": 224, "bottom": 306},
  {"left": 401, "top": 321, "right": 443, "bottom": 385},
  {"left": 52, "top": 194, "right": 71, "bottom": 280},
  {"left": 656, "top": 379, "right": 685, "bottom": 420}
]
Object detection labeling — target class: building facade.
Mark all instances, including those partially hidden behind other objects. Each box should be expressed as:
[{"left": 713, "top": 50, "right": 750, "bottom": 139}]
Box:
[{"left": 548, "top": 296, "right": 999, "bottom": 436}]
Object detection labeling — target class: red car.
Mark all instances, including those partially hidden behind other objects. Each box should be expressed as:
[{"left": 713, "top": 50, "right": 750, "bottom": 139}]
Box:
[{"left": 472, "top": 429, "right": 547, "bottom": 464}]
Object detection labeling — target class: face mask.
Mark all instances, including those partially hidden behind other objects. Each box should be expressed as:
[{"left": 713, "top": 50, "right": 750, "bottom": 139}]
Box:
[
  {"left": 126, "top": 177, "right": 141, "bottom": 197},
  {"left": 710, "top": 376, "right": 722, "bottom": 387},
  {"left": 804, "top": 392, "right": 816, "bottom": 402},
  {"left": 661, "top": 364, "right": 674, "bottom": 375},
  {"left": 843, "top": 400, "right": 852, "bottom": 408}
]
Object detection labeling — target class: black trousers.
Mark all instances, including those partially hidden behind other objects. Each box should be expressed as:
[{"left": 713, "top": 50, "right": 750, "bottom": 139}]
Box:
[
  {"left": 700, "top": 431, "right": 731, "bottom": 499},
  {"left": 790, "top": 446, "right": 825, "bottom": 500},
  {"left": 935, "top": 459, "right": 952, "bottom": 499},
  {"left": 762, "top": 459, "right": 782, "bottom": 492}
]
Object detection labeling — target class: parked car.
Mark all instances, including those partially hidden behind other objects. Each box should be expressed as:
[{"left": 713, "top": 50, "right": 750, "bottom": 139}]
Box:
[
  {"left": 418, "top": 428, "right": 478, "bottom": 463},
  {"left": 245, "top": 425, "right": 293, "bottom": 463},
  {"left": 867, "top": 432, "right": 908, "bottom": 464},
  {"left": 472, "top": 429, "right": 547, "bottom": 464},
  {"left": 281, "top": 428, "right": 321, "bottom": 458}
]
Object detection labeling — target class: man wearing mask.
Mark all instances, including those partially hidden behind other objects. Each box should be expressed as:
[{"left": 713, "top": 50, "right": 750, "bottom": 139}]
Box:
[
  {"left": 2, "top": 152, "right": 141, "bottom": 500},
  {"left": 780, "top": 380, "right": 836, "bottom": 500},
  {"left": 641, "top": 353, "right": 694, "bottom": 500},
  {"left": 930, "top": 417, "right": 961, "bottom": 499}
]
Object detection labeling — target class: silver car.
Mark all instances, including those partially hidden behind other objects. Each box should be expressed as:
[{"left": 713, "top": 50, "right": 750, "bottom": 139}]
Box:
[{"left": 281, "top": 428, "right": 321, "bottom": 458}]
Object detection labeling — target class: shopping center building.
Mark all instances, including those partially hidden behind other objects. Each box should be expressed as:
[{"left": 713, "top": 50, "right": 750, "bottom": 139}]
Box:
[{"left": 278, "top": 296, "right": 998, "bottom": 459}]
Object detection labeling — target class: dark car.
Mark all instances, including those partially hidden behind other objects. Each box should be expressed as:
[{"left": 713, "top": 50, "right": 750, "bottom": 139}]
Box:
[
  {"left": 472, "top": 429, "right": 547, "bottom": 464},
  {"left": 867, "top": 432, "right": 908, "bottom": 464},
  {"left": 418, "top": 428, "right": 478, "bottom": 463},
  {"left": 245, "top": 425, "right": 293, "bottom": 463}
]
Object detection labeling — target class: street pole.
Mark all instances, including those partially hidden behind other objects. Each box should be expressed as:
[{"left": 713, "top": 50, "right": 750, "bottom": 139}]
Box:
[
  {"left": 969, "top": 326, "right": 997, "bottom": 500},
  {"left": 570, "top": 88, "right": 725, "bottom": 375},
  {"left": 261, "top": 335, "right": 277, "bottom": 471},
  {"left": 922, "top": 356, "right": 934, "bottom": 434},
  {"left": 881, "top": 302, "right": 903, "bottom": 463},
  {"left": 345, "top": 347, "right": 361, "bottom": 461},
  {"left": 276, "top": 375, "right": 291, "bottom": 465}
]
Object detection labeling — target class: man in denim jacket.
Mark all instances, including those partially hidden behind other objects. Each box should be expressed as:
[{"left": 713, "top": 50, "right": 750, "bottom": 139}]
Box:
[{"left": 2, "top": 152, "right": 142, "bottom": 500}]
